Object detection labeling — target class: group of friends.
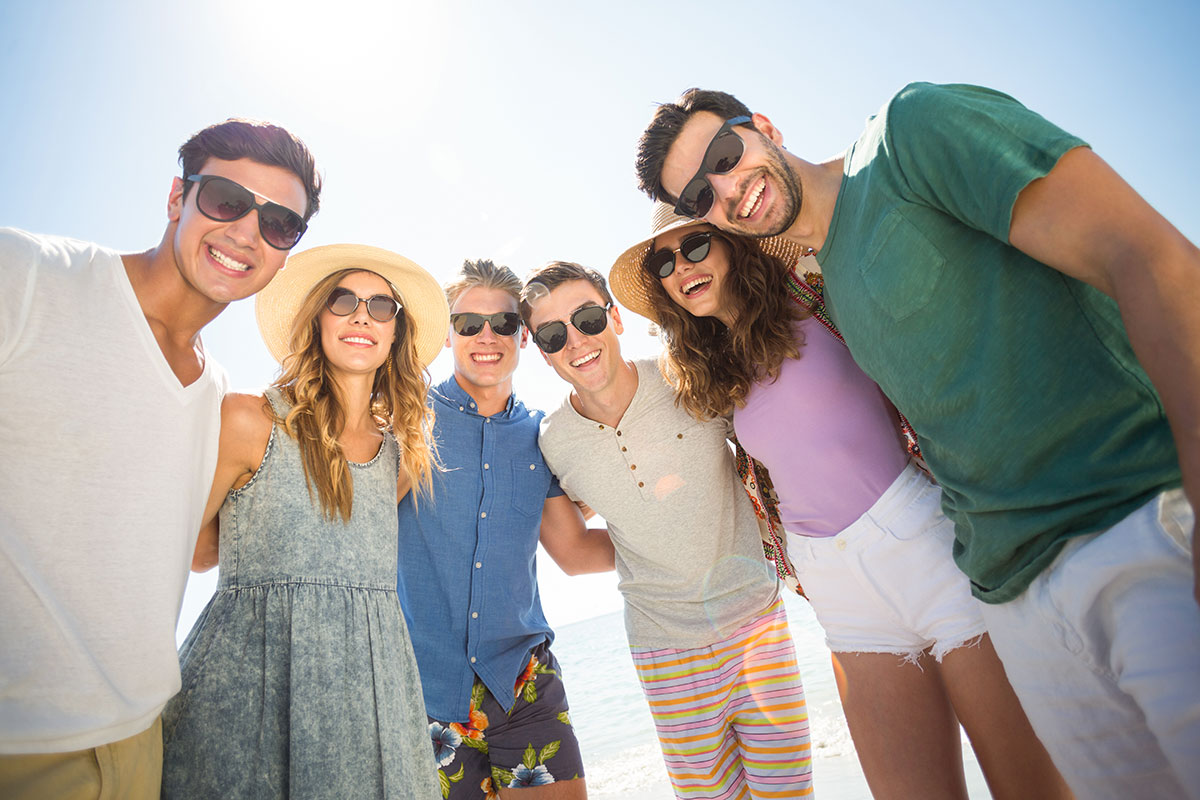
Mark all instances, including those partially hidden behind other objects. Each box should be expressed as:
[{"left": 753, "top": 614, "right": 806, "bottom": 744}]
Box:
[{"left": 0, "top": 80, "right": 1196, "bottom": 800}]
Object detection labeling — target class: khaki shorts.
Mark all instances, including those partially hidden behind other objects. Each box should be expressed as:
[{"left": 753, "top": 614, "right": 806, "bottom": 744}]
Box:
[{"left": 0, "top": 717, "right": 162, "bottom": 800}]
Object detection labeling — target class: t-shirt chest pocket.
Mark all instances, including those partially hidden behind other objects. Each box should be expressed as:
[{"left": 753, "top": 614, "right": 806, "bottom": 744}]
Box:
[{"left": 862, "top": 207, "right": 947, "bottom": 321}]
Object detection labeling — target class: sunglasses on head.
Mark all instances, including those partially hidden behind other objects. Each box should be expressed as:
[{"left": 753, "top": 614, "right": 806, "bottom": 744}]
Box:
[
  {"left": 186, "top": 174, "right": 308, "bottom": 250},
  {"left": 673, "top": 115, "right": 751, "bottom": 219},
  {"left": 645, "top": 231, "right": 714, "bottom": 279},
  {"left": 532, "top": 303, "right": 612, "bottom": 354},
  {"left": 325, "top": 286, "right": 402, "bottom": 323},
  {"left": 450, "top": 311, "right": 522, "bottom": 337}
]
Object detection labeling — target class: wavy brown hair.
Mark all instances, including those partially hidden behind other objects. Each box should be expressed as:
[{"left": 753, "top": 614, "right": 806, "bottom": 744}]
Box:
[
  {"left": 271, "top": 269, "right": 437, "bottom": 521},
  {"left": 646, "top": 229, "right": 808, "bottom": 420}
]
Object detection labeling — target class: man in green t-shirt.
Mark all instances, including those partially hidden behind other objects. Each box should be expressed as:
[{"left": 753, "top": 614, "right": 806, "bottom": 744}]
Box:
[{"left": 633, "top": 83, "right": 1198, "bottom": 799}]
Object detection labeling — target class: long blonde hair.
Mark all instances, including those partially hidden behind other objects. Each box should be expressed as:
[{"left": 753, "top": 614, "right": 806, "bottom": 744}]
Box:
[{"left": 271, "top": 269, "right": 438, "bottom": 521}]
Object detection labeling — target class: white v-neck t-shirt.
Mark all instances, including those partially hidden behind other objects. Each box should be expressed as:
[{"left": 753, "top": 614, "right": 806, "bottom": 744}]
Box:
[{"left": 0, "top": 228, "right": 226, "bottom": 753}]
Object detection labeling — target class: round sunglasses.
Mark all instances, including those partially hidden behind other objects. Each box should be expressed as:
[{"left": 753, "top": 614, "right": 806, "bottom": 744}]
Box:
[
  {"left": 325, "top": 286, "right": 402, "bottom": 323},
  {"left": 186, "top": 174, "right": 308, "bottom": 250},
  {"left": 450, "top": 311, "right": 522, "bottom": 337},
  {"left": 673, "top": 115, "right": 751, "bottom": 219},
  {"left": 645, "top": 231, "right": 713, "bottom": 279},
  {"left": 532, "top": 303, "right": 612, "bottom": 354}
]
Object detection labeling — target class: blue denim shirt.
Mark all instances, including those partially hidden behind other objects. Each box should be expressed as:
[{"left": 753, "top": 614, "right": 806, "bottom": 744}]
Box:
[{"left": 397, "top": 376, "right": 562, "bottom": 721}]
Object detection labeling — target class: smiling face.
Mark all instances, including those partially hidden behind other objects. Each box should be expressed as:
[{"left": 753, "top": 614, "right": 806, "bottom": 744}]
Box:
[
  {"left": 448, "top": 286, "right": 526, "bottom": 396},
  {"left": 660, "top": 111, "right": 802, "bottom": 238},
  {"left": 168, "top": 156, "right": 308, "bottom": 305},
  {"left": 527, "top": 279, "right": 625, "bottom": 400},
  {"left": 652, "top": 225, "right": 736, "bottom": 326},
  {"left": 317, "top": 270, "right": 398, "bottom": 377}
]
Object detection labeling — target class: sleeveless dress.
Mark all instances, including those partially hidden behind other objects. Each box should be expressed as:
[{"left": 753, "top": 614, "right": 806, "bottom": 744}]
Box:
[{"left": 161, "top": 389, "right": 438, "bottom": 799}]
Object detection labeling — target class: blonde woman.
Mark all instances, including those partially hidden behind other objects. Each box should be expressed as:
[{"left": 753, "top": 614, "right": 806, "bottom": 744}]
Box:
[{"left": 161, "top": 245, "right": 448, "bottom": 799}]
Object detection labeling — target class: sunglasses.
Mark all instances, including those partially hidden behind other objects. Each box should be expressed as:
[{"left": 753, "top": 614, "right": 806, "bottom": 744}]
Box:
[
  {"left": 532, "top": 303, "right": 612, "bottom": 354},
  {"left": 673, "top": 115, "right": 751, "bottom": 219},
  {"left": 186, "top": 174, "right": 308, "bottom": 250},
  {"left": 450, "top": 312, "right": 522, "bottom": 337},
  {"left": 645, "top": 231, "right": 713, "bottom": 279},
  {"left": 326, "top": 286, "right": 402, "bottom": 323}
]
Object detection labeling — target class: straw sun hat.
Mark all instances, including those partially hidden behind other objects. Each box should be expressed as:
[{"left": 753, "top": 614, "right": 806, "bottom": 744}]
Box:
[
  {"left": 609, "top": 202, "right": 809, "bottom": 323},
  {"left": 255, "top": 243, "right": 450, "bottom": 368}
]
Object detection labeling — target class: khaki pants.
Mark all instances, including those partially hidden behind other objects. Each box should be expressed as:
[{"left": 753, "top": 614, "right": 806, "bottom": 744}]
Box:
[{"left": 0, "top": 717, "right": 162, "bottom": 800}]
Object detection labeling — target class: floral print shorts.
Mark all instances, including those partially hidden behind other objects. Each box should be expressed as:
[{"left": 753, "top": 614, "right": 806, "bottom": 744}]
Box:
[{"left": 428, "top": 642, "right": 585, "bottom": 799}]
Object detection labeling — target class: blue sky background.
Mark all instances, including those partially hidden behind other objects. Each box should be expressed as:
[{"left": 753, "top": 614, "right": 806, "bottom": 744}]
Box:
[{"left": 3, "top": 0, "right": 1196, "bottom": 629}]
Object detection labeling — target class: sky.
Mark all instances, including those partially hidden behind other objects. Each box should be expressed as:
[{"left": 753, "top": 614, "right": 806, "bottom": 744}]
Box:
[{"left": 2, "top": 0, "right": 1197, "bottom": 631}]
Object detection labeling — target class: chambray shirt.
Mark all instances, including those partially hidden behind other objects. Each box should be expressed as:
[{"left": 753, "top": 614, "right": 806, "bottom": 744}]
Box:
[{"left": 397, "top": 376, "right": 563, "bottom": 721}]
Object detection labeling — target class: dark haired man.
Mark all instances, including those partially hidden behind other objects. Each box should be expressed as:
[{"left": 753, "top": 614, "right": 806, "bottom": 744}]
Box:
[
  {"left": 525, "top": 262, "right": 814, "bottom": 799},
  {"left": 398, "top": 258, "right": 612, "bottom": 799},
  {"left": 0, "top": 118, "right": 320, "bottom": 799},
  {"left": 636, "top": 84, "right": 1199, "bottom": 798}
]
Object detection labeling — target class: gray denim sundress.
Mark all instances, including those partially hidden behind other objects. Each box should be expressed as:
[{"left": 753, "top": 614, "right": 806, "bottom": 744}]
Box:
[{"left": 162, "top": 389, "right": 438, "bottom": 799}]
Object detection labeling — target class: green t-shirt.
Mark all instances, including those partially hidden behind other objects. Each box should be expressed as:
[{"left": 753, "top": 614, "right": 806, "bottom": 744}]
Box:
[{"left": 817, "top": 82, "right": 1180, "bottom": 604}]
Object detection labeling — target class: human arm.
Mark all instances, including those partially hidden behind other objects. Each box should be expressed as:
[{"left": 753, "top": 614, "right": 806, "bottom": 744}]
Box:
[
  {"left": 537, "top": 493, "right": 616, "bottom": 576},
  {"left": 190, "top": 392, "right": 274, "bottom": 572},
  {"left": 1009, "top": 146, "right": 1200, "bottom": 601}
]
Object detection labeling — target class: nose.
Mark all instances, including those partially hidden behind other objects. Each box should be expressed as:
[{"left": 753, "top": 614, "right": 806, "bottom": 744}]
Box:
[
  {"left": 225, "top": 209, "right": 261, "bottom": 246},
  {"left": 348, "top": 299, "right": 373, "bottom": 324},
  {"left": 706, "top": 173, "right": 739, "bottom": 220},
  {"left": 477, "top": 320, "right": 499, "bottom": 343}
]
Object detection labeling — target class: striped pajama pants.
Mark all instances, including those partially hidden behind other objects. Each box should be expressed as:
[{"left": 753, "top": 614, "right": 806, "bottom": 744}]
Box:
[{"left": 631, "top": 599, "right": 814, "bottom": 799}]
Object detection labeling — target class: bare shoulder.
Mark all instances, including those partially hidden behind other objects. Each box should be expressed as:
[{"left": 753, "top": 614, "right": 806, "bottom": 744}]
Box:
[{"left": 219, "top": 392, "right": 275, "bottom": 474}]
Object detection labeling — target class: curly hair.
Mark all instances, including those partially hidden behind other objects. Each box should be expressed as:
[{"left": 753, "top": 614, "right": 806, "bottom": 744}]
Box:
[
  {"left": 271, "top": 269, "right": 438, "bottom": 521},
  {"left": 646, "top": 231, "right": 808, "bottom": 420}
]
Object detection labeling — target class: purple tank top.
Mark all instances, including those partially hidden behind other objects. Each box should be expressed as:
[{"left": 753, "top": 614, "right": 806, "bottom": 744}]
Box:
[{"left": 733, "top": 316, "right": 909, "bottom": 537}]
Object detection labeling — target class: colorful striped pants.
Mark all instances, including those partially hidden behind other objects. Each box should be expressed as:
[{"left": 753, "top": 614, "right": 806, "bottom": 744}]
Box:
[{"left": 631, "top": 599, "right": 813, "bottom": 799}]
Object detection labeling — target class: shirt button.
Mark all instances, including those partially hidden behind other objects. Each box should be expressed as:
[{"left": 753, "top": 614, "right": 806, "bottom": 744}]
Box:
[
  {"left": 480, "top": 511, "right": 487, "bottom": 518},
  {"left": 472, "top": 612, "right": 479, "bottom": 619},
  {"left": 836, "top": 540, "right": 847, "bottom": 551},
  {"left": 529, "top": 464, "right": 536, "bottom": 470},
  {"left": 597, "top": 424, "right": 604, "bottom": 430},
  {"left": 621, "top": 446, "right": 627, "bottom": 452},
  {"left": 459, "top": 406, "right": 465, "bottom": 411},
  {"left": 677, "top": 433, "right": 683, "bottom": 439},
  {"left": 484, "top": 463, "right": 490, "bottom": 470},
  {"left": 616, "top": 430, "right": 622, "bottom": 436},
  {"left": 475, "top": 562, "right": 482, "bottom": 568},
  {"left": 630, "top": 464, "right": 637, "bottom": 470},
  {"left": 470, "top": 403, "right": 476, "bottom": 409},
  {"left": 470, "top": 656, "right": 477, "bottom": 663},
  {"left": 638, "top": 481, "right": 644, "bottom": 488},
  {"left": 485, "top": 418, "right": 491, "bottom": 424}
]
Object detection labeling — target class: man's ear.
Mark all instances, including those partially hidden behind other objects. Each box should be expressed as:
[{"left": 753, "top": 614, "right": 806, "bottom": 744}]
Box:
[
  {"left": 751, "top": 113, "right": 784, "bottom": 146},
  {"left": 519, "top": 325, "right": 529, "bottom": 349},
  {"left": 610, "top": 303, "right": 625, "bottom": 336},
  {"left": 167, "top": 176, "right": 186, "bottom": 222}
]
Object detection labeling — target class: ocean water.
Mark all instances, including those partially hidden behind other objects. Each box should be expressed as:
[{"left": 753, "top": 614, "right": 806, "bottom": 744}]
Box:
[{"left": 551, "top": 592, "right": 991, "bottom": 799}]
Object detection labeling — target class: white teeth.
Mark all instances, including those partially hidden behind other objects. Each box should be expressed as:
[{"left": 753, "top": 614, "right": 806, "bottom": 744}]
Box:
[
  {"left": 570, "top": 350, "right": 600, "bottom": 368},
  {"left": 472, "top": 353, "right": 501, "bottom": 362},
  {"left": 209, "top": 246, "right": 251, "bottom": 272},
  {"left": 739, "top": 178, "right": 765, "bottom": 219},
  {"left": 682, "top": 276, "right": 712, "bottom": 295},
  {"left": 341, "top": 336, "right": 375, "bottom": 345}
]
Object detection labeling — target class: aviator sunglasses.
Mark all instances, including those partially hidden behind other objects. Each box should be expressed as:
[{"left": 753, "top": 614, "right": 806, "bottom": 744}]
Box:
[
  {"left": 674, "top": 115, "right": 751, "bottom": 219},
  {"left": 532, "top": 303, "right": 612, "bottom": 354},
  {"left": 186, "top": 174, "right": 308, "bottom": 250},
  {"left": 450, "top": 312, "right": 523, "bottom": 337},
  {"left": 645, "top": 231, "right": 714, "bottom": 279},
  {"left": 325, "top": 286, "right": 402, "bottom": 323}
]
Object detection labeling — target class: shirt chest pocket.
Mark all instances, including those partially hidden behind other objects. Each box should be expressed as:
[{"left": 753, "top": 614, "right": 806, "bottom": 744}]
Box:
[
  {"left": 862, "top": 207, "right": 947, "bottom": 322},
  {"left": 508, "top": 460, "right": 551, "bottom": 519}
]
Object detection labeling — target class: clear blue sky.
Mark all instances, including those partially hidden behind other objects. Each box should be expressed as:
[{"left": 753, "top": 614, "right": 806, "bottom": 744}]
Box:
[{"left": 3, "top": 0, "right": 1196, "bottom": 628}]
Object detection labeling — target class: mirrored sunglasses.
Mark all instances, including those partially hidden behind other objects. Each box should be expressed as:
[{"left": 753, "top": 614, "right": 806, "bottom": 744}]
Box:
[
  {"left": 674, "top": 115, "right": 751, "bottom": 219},
  {"left": 645, "top": 231, "right": 713, "bottom": 279},
  {"left": 450, "top": 311, "right": 522, "bottom": 337},
  {"left": 533, "top": 303, "right": 612, "bottom": 354},
  {"left": 186, "top": 174, "right": 308, "bottom": 250},
  {"left": 326, "top": 286, "right": 401, "bottom": 323}
]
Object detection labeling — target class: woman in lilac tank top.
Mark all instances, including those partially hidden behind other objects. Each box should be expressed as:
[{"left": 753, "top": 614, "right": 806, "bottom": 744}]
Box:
[{"left": 609, "top": 205, "right": 1068, "bottom": 800}]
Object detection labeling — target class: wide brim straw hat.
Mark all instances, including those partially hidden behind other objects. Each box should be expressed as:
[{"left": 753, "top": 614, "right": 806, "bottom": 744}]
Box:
[
  {"left": 255, "top": 243, "right": 450, "bottom": 368},
  {"left": 609, "top": 201, "right": 808, "bottom": 323}
]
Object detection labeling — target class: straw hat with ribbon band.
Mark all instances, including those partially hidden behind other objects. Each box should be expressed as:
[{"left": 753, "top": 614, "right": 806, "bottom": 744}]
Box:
[
  {"left": 609, "top": 202, "right": 809, "bottom": 323},
  {"left": 255, "top": 243, "right": 450, "bottom": 369}
]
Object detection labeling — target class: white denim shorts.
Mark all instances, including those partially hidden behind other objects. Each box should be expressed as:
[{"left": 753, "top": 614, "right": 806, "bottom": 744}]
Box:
[{"left": 786, "top": 460, "right": 985, "bottom": 660}]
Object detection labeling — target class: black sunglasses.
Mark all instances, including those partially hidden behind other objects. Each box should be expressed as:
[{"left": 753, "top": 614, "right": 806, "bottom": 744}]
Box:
[
  {"left": 645, "top": 231, "right": 714, "bottom": 279},
  {"left": 532, "top": 303, "right": 612, "bottom": 354},
  {"left": 673, "top": 115, "right": 751, "bottom": 219},
  {"left": 186, "top": 174, "right": 308, "bottom": 250},
  {"left": 450, "top": 312, "right": 522, "bottom": 337},
  {"left": 326, "top": 286, "right": 402, "bottom": 323}
]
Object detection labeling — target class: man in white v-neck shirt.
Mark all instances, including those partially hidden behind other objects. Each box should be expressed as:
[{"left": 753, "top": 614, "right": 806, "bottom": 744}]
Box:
[{"left": 0, "top": 119, "right": 320, "bottom": 800}]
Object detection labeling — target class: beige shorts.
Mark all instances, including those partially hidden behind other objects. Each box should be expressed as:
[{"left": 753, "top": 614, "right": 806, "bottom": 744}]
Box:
[{"left": 0, "top": 716, "right": 162, "bottom": 800}]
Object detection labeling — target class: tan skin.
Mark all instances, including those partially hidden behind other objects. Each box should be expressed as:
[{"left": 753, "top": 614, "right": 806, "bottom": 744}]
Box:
[
  {"left": 652, "top": 223, "right": 1071, "bottom": 800},
  {"left": 443, "top": 287, "right": 612, "bottom": 799},
  {"left": 663, "top": 111, "right": 1199, "bottom": 604},
  {"left": 192, "top": 270, "right": 409, "bottom": 572}
]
